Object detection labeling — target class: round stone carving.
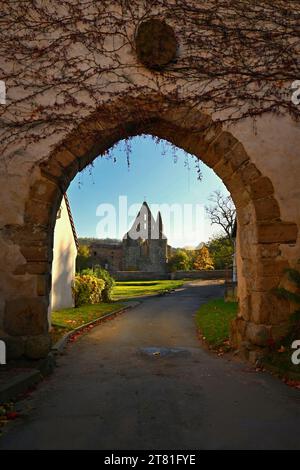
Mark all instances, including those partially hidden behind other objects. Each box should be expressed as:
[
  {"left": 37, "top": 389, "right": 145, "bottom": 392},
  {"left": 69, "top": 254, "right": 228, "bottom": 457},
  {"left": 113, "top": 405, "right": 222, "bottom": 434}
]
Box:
[{"left": 135, "top": 19, "right": 177, "bottom": 70}]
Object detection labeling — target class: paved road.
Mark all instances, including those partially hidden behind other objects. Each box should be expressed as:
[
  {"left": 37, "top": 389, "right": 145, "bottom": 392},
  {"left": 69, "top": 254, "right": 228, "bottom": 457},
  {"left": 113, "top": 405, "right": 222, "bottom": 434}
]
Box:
[{"left": 1, "top": 281, "right": 300, "bottom": 450}]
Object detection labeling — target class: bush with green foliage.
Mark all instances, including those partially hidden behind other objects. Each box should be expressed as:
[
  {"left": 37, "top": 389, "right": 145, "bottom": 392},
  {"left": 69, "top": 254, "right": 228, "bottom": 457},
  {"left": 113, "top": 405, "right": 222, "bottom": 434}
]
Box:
[
  {"left": 276, "top": 268, "right": 300, "bottom": 343},
  {"left": 76, "top": 244, "right": 91, "bottom": 271},
  {"left": 206, "top": 235, "right": 234, "bottom": 269},
  {"left": 81, "top": 266, "right": 115, "bottom": 302},
  {"left": 72, "top": 274, "right": 105, "bottom": 307},
  {"left": 167, "top": 249, "right": 191, "bottom": 272}
]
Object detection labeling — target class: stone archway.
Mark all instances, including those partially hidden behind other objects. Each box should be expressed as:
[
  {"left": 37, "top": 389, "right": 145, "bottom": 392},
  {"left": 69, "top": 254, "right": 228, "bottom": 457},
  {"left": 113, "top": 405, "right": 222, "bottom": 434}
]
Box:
[{"left": 1, "top": 97, "right": 298, "bottom": 360}]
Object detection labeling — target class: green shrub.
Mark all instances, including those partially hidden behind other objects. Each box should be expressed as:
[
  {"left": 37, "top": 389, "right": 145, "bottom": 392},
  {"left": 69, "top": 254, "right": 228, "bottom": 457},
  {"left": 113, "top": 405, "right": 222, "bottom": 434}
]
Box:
[
  {"left": 81, "top": 267, "right": 115, "bottom": 302},
  {"left": 276, "top": 268, "right": 300, "bottom": 344},
  {"left": 72, "top": 274, "right": 105, "bottom": 307},
  {"left": 167, "top": 250, "right": 191, "bottom": 272}
]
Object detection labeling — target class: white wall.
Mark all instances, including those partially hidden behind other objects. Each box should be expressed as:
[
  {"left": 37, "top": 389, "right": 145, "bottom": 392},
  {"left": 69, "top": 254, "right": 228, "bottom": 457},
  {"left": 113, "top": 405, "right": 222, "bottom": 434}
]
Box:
[{"left": 49, "top": 197, "right": 77, "bottom": 320}]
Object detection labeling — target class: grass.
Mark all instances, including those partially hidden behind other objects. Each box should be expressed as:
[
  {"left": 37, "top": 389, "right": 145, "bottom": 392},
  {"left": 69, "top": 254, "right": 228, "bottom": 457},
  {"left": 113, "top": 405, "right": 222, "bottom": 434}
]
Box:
[
  {"left": 195, "top": 298, "right": 300, "bottom": 381},
  {"left": 50, "top": 302, "right": 124, "bottom": 345},
  {"left": 262, "top": 329, "right": 300, "bottom": 379},
  {"left": 262, "top": 349, "right": 300, "bottom": 379},
  {"left": 112, "top": 280, "right": 184, "bottom": 300},
  {"left": 195, "top": 298, "right": 238, "bottom": 348}
]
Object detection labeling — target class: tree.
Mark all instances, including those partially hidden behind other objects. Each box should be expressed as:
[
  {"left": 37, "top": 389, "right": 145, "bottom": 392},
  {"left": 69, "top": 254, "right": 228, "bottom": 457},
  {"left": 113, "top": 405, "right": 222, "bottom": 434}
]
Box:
[
  {"left": 168, "top": 249, "right": 191, "bottom": 272},
  {"left": 206, "top": 235, "right": 234, "bottom": 270},
  {"left": 76, "top": 244, "right": 91, "bottom": 272},
  {"left": 205, "top": 190, "right": 236, "bottom": 240},
  {"left": 193, "top": 246, "right": 214, "bottom": 270}
]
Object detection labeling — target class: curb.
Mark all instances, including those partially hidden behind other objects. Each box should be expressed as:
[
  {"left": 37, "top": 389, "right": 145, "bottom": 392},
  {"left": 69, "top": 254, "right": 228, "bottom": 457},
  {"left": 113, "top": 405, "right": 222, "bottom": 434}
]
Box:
[
  {"left": 51, "top": 300, "right": 140, "bottom": 354},
  {"left": 0, "top": 369, "right": 41, "bottom": 403},
  {"left": 0, "top": 352, "right": 57, "bottom": 404}
]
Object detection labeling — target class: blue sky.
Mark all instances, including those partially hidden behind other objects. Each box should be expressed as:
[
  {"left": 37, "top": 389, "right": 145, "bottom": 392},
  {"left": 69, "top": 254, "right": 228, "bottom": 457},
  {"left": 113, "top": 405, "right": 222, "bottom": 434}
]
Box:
[{"left": 67, "top": 135, "right": 229, "bottom": 247}]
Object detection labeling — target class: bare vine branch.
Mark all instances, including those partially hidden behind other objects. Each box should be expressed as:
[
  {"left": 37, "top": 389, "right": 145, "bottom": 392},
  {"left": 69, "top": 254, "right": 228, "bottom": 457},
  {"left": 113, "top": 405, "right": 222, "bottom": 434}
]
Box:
[{"left": 0, "top": 0, "right": 299, "bottom": 154}]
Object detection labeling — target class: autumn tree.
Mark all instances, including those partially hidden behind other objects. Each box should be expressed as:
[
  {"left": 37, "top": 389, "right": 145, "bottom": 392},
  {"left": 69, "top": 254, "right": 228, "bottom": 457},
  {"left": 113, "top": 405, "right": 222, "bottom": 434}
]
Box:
[{"left": 193, "top": 246, "right": 214, "bottom": 271}]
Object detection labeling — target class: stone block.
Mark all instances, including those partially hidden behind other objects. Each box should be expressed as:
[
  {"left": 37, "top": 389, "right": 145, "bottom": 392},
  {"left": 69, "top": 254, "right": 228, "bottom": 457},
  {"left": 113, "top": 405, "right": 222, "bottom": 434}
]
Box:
[
  {"left": 256, "top": 259, "right": 289, "bottom": 278},
  {"left": 40, "top": 158, "right": 63, "bottom": 179},
  {"left": 65, "top": 133, "right": 95, "bottom": 159},
  {"left": 249, "top": 349, "right": 265, "bottom": 365},
  {"left": 257, "top": 222, "right": 298, "bottom": 244},
  {"left": 253, "top": 197, "right": 280, "bottom": 221},
  {"left": 53, "top": 147, "right": 77, "bottom": 168},
  {"left": 250, "top": 176, "right": 274, "bottom": 200},
  {"left": 0, "top": 330, "right": 25, "bottom": 359},
  {"left": 6, "top": 335, "right": 25, "bottom": 359},
  {"left": 202, "top": 124, "right": 223, "bottom": 146},
  {"left": 205, "top": 131, "right": 238, "bottom": 167},
  {"left": 225, "top": 142, "right": 249, "bottom": 170},
  {"left": 251, "top": 291, "right": 290, "bottom": 325},
  {"left": 25, "top": 199, "right": 53, "bottom": 225},
  {"left": 30, "top": 178, "right": 58, "bottom": 202},
  {"left": 26, "top": 262, "right": 52, "bottom": 275},
  {"left": 230, "top": 317, "right": 247, "bottom": 348},
  {"left": 239, "top": 162, "right": 261, "bottom": 185},
  {"left": 20, "top": 245, "right": 49, "bottom": 262},
  {"left": 25, "top": 334, "right": 51, "bottom": 359},
  {"left": 246, "top": 322, "right": 270, "bottom": 346},
  {"left": 250, "top": 292, "right": 271, "bottom": 324},
  {"left": 4, "top": 297, "right": 48, "bottom": 336},
  {"left": 213, "top": 159, "right": 234, "bottom": 180},
  {"left": 36, "top": 274, "right": 51, "bottom": 296},
  {"left": 224, "top": 172, "right": 247, "bottom": 202},
  {"left": 13, "top": 264, "right": 27, "bottom": 275},
  {"left": 253, "top": 276, "right": 280, "bottom": 291},
  {"left": 256, "top": 243, "right": 281, "bottom": 259}
]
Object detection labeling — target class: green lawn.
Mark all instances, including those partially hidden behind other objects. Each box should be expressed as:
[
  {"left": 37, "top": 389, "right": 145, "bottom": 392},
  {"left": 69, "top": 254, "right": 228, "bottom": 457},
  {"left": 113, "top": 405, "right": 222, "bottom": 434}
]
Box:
[
  {"left": 112, "top": 280, "right": 184, "bottom": 300},
  {"left": 50, "top": 302, "right": 124, "bottom": 345},
  {"left": 262, "top": 348, "right": 300, "bottom": 379},
  {"left": 195, "top": 298, "right": 238, "bottom": 348}
]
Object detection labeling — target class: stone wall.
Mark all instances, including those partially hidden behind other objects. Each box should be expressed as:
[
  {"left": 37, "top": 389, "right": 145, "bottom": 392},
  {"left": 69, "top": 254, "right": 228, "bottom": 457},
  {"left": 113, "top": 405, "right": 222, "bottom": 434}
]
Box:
[
  {"left": 170, "top": 270, "right": 231, "bottom": 280},
  {"left": 114, "top": 269, "right": 231, "bottom": 281},
  {"left": 90, "top": 242, "right": 123, "bottom": 272}
]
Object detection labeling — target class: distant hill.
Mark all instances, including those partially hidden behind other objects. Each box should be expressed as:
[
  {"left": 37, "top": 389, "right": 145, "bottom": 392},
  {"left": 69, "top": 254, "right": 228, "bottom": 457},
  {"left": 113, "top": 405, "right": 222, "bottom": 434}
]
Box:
[
  {"left": 180, "top": 242, "right": 205, "bottom": 251},
  {"left": 183, "top": 245, "right": 197, "bottom": 251}
]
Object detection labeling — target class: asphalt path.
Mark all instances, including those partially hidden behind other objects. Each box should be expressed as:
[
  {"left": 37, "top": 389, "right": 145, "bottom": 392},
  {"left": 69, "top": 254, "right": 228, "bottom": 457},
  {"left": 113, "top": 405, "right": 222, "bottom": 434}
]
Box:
[{"left": 1, "top": 281, "right": 300, "bottom": 450}]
